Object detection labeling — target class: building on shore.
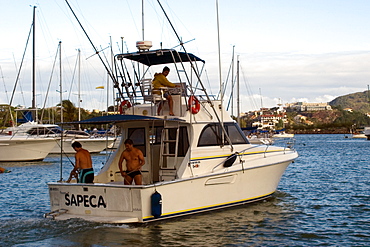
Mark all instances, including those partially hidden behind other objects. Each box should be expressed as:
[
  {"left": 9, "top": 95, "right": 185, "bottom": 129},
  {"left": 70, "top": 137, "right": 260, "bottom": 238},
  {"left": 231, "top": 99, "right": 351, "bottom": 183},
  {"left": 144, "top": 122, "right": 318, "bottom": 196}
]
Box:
[{"left": 286, "top": 102, "right": 332, "bottom": 112}]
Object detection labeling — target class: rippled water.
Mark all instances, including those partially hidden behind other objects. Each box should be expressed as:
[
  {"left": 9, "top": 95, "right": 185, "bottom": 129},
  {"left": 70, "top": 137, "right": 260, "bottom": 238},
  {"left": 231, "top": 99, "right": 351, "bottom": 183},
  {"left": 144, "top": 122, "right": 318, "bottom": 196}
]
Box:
[{"left": 1, "top": 134, "right": 369, "bottom": 246}]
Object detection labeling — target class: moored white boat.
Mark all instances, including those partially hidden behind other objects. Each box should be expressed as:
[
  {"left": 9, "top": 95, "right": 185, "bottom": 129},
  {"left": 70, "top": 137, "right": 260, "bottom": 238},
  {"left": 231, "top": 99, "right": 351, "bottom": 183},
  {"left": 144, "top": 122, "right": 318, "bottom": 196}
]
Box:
[
  {"left": 247, "top": 135, "right": 274, "bottom": 145},
  {"left": 49, "top": 137, "right": 115, "bottom": 154},
  {"left": 352, "top": 133, "right": 366, "bottom": 139},
  {"left": 4, "top": 121, "right": 115, "bottom": 154},
  {"left": 273, "top": 131, "right": 295, "bottom": 138},
  {"left": 0, "top": 135, "right": 56, "bottom": 162},
  {"left": 364, "top": 127, "right": 370, "bottom": 140}
]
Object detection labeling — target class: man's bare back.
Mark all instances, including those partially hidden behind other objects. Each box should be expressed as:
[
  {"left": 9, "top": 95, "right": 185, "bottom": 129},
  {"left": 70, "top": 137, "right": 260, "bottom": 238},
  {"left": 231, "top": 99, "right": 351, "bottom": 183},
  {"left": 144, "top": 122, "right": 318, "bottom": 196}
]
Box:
[
  {"left": 75, "top": 148, "right": 93, "bottom": 170},
  {"left": 67, "top": 141, "right": 94, "bottom": 183}
]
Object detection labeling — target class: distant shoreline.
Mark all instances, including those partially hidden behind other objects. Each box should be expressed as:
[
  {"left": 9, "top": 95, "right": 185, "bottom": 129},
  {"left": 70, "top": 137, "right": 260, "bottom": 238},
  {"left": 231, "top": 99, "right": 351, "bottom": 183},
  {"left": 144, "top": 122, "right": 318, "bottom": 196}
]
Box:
[{"left": 291, "top": 129, "right": 353, "bottom": 134}]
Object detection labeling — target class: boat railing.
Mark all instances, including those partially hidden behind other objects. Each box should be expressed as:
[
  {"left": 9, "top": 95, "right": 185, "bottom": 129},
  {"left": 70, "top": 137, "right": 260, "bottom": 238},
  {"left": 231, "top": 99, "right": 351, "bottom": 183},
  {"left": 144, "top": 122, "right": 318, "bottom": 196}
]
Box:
[
  {"left": 264, "top": 139, "right": 296, "bottom": 156},
  {"left": 212, "top": 142, "right": 296, "bottom": 172},
  {"left": 272, "top": 138, "right": 296, "bottom": 154}
]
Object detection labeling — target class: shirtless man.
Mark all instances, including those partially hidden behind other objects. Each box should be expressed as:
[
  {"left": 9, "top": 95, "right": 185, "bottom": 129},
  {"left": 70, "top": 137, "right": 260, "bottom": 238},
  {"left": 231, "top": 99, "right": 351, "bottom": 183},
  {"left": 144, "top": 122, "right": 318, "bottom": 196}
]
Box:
[
  {"left": 118, "top": 139, "right": 145, "bottom": 185},
  {"left": 67, "top": 141, "right": 94, "bottom": 183}
]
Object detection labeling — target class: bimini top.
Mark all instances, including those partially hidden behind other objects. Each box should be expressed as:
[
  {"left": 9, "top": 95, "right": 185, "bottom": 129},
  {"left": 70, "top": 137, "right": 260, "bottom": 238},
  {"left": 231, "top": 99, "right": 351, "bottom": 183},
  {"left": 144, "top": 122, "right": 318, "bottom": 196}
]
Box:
[
  {"left": 59, "top": 114, "right": 183, "bottom": 125},
  {"left": 116, "top": 49, "right": 205, "bottom": 66}
]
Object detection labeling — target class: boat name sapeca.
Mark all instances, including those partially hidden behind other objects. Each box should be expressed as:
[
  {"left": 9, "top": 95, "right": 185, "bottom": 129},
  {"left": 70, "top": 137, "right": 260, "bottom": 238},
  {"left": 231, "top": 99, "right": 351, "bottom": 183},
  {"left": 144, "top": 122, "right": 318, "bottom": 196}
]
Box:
[{"left": 65, "top": 194, "right": 106, "bottom": 208}]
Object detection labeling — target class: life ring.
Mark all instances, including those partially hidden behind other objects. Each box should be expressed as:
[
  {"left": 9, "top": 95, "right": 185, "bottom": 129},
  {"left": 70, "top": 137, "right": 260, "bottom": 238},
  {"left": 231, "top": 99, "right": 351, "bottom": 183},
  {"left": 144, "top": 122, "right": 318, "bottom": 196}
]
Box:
[
  {"left": 188, "top": 96, "right": 200, "bottom": 114},
  {"left": 119, "top": 100, "right": 132, "bottom": 114}
]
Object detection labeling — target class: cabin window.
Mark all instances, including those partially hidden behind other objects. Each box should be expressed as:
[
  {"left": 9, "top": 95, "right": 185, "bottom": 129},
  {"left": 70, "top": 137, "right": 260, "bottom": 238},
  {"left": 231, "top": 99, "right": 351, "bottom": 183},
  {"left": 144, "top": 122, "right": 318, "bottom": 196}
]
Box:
[
  {"left": 224, "top": 123, "right": 248, "bottom": 145},
  {"left": 154, "top": 127, "right": 163, "bottom": 144},
  {"left": 128, "top": 128, "right": 146, "bottom": 156},
  {"left": 26, "top": 126, "right": 62, "bottom": 136},
  {"left": 198, "top": 124, "right": 221, "bottom": 146},
  {"left": 198, "top": 123, "right": 248, "bottom": 146}
]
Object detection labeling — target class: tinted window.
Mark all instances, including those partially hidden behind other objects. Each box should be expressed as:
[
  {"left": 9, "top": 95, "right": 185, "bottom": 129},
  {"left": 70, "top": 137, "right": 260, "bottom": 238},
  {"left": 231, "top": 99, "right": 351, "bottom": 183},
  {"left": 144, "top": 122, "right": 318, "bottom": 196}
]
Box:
[
  {"left": 225, "top": 123, "right": 248, "bottom": 144},
  {"left": 128, "top": 128, "right": 146, "bottom": 156},
  {"left": 198, "top": 123, "right": 248, "bottom": 146},
  {"left": 198, "top": 124, "right": 221, "bottom": 146}
]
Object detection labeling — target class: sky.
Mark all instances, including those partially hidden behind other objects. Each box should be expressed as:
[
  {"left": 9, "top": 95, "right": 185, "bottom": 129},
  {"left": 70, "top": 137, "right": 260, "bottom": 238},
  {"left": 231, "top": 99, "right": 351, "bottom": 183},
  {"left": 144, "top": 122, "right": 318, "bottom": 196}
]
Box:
[{"left": 1, "top": 0, "right": 370, "bottom": 114}]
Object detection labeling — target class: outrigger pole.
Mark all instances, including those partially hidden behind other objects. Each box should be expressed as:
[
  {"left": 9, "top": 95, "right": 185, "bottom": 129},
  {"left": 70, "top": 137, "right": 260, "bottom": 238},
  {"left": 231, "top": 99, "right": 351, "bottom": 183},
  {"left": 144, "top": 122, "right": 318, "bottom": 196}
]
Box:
[
  {"left": 156, "top": 0, "right": 234, "bottom": 150},
  {"left": 64, "top": 0, "right": 125, "bottom": 101}
]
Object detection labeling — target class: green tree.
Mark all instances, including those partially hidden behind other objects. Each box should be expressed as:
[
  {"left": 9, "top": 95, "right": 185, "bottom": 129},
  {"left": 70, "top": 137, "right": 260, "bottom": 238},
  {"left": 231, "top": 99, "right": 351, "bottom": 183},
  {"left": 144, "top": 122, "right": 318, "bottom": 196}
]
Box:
[{"left": 56, "top": 100, "right": 77, "bottom": 123}]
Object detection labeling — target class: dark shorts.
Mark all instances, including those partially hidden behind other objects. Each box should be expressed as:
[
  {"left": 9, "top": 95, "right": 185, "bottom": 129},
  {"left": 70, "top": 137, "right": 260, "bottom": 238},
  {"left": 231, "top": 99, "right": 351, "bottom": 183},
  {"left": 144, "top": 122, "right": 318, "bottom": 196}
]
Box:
[
  {"left": 126, "top": 170, "right": 142, "bottom": 179},
  {"left": 79, "top": 168, "right": 94, "bottom": 183}
]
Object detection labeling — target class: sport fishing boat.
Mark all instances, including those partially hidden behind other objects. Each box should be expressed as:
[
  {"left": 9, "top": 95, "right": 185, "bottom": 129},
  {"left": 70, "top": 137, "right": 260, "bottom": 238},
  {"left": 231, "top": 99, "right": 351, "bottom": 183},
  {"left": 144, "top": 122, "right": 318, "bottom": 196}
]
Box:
[{"left": 45, "top": 44, "right": 298, "bottom": 223}]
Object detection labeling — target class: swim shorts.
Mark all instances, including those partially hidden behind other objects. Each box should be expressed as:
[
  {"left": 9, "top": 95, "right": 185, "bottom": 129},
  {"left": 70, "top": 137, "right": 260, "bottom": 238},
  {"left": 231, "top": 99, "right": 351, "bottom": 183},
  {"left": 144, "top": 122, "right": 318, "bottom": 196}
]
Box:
[
  {"left": 125, "top": 170, "right": 142, "bottom": 179},
  {"left": 79, "top": 168, "right": 94, "bottom": 183}
]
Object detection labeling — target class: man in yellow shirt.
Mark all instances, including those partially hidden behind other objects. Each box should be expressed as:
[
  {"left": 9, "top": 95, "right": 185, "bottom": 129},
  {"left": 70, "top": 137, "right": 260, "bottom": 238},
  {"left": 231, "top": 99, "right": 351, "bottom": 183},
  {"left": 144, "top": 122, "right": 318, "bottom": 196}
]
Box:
[{"left": 152, "top": 66, "right": 179, "bottom": 116}]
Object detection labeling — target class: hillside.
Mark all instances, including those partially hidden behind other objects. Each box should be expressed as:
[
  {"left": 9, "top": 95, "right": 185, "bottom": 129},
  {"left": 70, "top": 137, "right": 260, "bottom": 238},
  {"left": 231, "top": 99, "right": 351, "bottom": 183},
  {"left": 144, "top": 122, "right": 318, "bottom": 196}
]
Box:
[{"left": 329, "top": 90, "right": 370, "bottom": 113}]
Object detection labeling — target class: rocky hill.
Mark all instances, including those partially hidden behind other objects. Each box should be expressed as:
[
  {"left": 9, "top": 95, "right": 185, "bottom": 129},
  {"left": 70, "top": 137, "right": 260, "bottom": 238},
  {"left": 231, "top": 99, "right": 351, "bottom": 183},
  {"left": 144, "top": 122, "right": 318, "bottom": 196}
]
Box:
[{"left": 329, "top": 90, "right": 370, "bottom": 113}]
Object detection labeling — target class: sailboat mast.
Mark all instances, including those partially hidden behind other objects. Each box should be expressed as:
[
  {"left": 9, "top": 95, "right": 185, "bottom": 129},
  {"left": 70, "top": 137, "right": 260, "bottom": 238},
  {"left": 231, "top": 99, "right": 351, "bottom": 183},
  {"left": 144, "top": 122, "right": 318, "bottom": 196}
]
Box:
[
  {"left": 59, "top": 41, "right": 63, "bottom": 123},
  {"left": 237, "top": 55, "right": 240, "bottom": 125},
  {"left": 78, "top": 49, "right": 81, "bottom": 129},
  {"left": 231, "top": 45, "right": 235, "bottom": 117},
  {"left": 59, "top": 41, "right": 63, "bottom": 182},
  {"left": 32, "top": 6, "right": 37, "bottom": 118}
]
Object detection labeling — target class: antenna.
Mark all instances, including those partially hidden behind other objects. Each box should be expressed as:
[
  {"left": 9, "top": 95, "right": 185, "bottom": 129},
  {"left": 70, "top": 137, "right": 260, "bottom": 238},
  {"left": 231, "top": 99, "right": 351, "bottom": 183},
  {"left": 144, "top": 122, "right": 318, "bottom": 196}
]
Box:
[{"left": 142, "top": 0, "right": 145, "bottom": 40}]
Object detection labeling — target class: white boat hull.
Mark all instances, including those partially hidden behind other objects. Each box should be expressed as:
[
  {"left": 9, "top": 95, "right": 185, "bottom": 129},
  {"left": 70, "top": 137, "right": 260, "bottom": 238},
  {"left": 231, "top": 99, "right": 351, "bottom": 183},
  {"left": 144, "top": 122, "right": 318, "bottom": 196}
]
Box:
[
  {"left": 0, "top": 137, "right": 56, "bottom": 162},
  {"left": 352, "top": 134, "right": 366, "bottom": 139},
  {"left": 273, "top": 133, "right": 294, "bottom": 138},
  {"left": 47, "top": 148, "right": 296, "bottom": 223},
  {"left": 248, "top": 136, "right": 274, "bottom": 145},
  {"left": 49, "top": 138, "right": 115, "bottom": 154}
]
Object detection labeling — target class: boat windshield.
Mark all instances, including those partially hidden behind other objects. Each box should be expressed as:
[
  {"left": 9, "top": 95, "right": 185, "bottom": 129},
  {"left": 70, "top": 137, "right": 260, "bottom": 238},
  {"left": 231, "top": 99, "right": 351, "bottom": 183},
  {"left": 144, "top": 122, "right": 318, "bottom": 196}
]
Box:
[
  {"left": 26, "top": 126, "right": 63, "bottom": 136},
  {"left": 198, "top": 123, "right": 248, "bottom": 146}
]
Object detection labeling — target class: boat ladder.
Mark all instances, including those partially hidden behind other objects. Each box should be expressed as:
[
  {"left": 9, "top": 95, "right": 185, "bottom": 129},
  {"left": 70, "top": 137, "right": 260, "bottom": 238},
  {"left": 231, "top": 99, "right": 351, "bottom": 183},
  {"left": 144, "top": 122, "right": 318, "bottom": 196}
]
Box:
[{"left": 159, "top": 120, "right": 180, "bottom": 181}]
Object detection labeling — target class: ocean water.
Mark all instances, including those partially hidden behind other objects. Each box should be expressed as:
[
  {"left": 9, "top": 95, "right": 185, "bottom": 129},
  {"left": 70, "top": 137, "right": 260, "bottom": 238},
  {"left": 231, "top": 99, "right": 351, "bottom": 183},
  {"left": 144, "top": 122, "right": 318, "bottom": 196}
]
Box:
[{"left": 0, "top": 134, "right": 369, "bottom": 246}]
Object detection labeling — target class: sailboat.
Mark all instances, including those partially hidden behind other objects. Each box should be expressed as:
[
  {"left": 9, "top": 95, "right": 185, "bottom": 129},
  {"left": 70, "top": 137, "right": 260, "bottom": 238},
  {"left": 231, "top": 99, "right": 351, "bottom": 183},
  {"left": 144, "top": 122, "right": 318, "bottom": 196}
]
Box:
[
  {"left": 3, "top": 44, "right": 116, "bottom": 155},
  {"left": 48, "top": 47, "right": 115, "bottom": 154},
  {"left": 0, "top": 6, "right": 56, "bottom": 162},
  {"left": 45, "top": 1, "right": 298, "bottom": 223}
]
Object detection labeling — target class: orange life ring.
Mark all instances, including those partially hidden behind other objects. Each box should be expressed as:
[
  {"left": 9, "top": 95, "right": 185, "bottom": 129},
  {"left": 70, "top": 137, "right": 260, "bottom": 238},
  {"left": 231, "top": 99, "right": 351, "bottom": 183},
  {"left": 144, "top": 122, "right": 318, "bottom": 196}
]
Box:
[
  {"left": 188, "top": 96, "right": 200, "bottom": 114},
  {"left": 119, "top": 100, "right": 132, "bottom": 114}
]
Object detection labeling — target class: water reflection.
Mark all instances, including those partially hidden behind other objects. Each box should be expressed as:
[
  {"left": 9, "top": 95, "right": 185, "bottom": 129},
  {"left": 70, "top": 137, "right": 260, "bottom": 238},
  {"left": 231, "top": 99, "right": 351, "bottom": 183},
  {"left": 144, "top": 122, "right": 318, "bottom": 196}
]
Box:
[{"left": 23, "top": 193, "right": 297, "bottom": 246}]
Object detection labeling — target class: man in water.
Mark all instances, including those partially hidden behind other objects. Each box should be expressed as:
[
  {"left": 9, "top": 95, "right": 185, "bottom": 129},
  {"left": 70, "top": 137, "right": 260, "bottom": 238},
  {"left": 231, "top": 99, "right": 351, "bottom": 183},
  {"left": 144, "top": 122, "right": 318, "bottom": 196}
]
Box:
[
  {"left": 118, "top": 139, "right": 145, "bottom": 185},
  {"left": 67, "top": 141, "right": 94, "bottom": 183},
  {"left": 152, "top": 66, "right": 179, "bottom": 116},
  {"left": 0, "top": 167, "right": 10, "bottom": 173}
]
